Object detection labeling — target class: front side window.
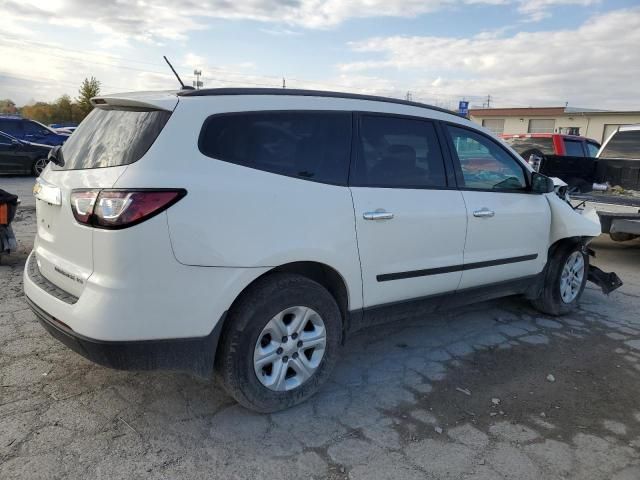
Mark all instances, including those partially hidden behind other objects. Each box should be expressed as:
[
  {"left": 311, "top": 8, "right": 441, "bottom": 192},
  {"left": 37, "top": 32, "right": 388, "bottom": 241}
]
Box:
[
  {"left": 599, "top": 130, "right": 640, "bottom": 160},
  {"left": 23, "top": 121, "right": 50, "bottom": 136},
  {"left": 447, "top": 125, "right": 527, "bottom": 191},
  {"left": 352, "top": 115, "right": 447, "bottom": 188},
  {"left": 563, "top": 139, "right": 585, "bottom": 157},
  {"left": 586, "top": 142, "right": 600, "bottom": 157},
  {"left": 199, "top": 111, "right": 352, "bottom": 185}
]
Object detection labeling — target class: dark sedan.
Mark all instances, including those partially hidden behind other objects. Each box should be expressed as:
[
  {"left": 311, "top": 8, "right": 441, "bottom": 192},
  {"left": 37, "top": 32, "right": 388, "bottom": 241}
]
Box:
[{"left": 0, "top": 131, "right": 52, "bottom": 176}]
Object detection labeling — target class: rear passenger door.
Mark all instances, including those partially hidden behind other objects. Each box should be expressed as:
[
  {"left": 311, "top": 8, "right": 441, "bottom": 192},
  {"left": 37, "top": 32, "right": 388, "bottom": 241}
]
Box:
[
  {"left": 350, "top": 114, "right": 468, "bottom": 308},
  {"left": 443, "top": 124, "right": 550, "bottom": 290}
]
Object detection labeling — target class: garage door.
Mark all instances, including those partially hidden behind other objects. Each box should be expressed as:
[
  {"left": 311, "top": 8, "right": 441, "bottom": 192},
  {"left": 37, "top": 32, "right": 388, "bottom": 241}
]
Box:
[{"left": 602, "top": 124, "right": 631, "bottom": 144}]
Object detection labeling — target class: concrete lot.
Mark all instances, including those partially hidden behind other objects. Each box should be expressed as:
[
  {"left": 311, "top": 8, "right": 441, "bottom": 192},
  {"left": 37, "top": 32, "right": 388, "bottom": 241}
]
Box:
[{"left": 1, "top": 175, "right": 640, "bottom": 479}]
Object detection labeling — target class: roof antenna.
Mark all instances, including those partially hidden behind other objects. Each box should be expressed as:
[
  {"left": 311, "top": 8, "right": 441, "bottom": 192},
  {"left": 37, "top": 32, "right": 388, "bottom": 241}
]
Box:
[{"left": 163, "top": 56, "right": 194, "bottom": 90}]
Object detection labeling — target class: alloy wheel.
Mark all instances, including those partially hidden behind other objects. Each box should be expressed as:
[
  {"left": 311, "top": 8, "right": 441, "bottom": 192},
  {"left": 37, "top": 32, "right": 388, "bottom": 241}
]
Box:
[
  {"left": 34, "top": 158, "right": 48, "bottom": 176},
  {"left": 560, "top": 251, "right": 585, "bottom": 303},
  {"left": 253, "top": 306, "right": 327, "bottom": 391}
]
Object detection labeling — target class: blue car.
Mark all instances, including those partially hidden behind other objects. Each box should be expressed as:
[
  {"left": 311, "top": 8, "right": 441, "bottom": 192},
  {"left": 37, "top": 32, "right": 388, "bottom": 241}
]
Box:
[{"left": 0, "top": 115, "right": 69, "bottom": 146}]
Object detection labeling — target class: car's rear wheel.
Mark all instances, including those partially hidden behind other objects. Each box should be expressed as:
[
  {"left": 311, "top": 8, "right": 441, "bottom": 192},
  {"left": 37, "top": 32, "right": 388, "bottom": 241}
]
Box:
[
  {"left": 32, "top": 157, "right": 48, "bottom": 176},
  {"left": 531, "top": 242, "right": 588, "bottom": 316},
  {"left": 217, "top": 273, "right": 342, "bottom": 412}
]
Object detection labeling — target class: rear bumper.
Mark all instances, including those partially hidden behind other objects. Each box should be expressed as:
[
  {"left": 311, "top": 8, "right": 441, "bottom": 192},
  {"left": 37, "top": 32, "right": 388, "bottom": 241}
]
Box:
[{"left": 27, "top": 295, "right": 224, "bottom": 378}]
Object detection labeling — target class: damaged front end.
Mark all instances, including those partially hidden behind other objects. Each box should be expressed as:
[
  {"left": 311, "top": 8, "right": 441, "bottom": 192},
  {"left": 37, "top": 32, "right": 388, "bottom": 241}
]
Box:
[{"left": 547, "top": 178, "right": 623, "bottom": 295}]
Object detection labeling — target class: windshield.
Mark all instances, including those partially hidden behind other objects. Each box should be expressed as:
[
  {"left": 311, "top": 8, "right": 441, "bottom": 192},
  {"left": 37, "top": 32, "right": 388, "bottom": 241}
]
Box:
[
  {"left": 599, "top": 130, "right": 640, "bottom": 160},
  {"left": 55, "top": 107, "right": 171, "bottom": 170}
]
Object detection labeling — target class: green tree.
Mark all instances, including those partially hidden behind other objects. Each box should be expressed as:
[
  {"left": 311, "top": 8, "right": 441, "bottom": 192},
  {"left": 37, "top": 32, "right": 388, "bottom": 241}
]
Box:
[
  {"left": 54, "top": 94, "right": 74, "bottom": 123},
  {"left": 21, "top": 102, "right": 55, "bottom": 124},
  {"left": 76, "top": 77, "right": 101, "bottom": 118}
]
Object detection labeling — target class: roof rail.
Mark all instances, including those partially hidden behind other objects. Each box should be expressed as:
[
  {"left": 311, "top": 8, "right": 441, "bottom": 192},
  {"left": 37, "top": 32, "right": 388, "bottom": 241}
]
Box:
[{"left": 177, "top": 87, "right": 460, "bottom": 117}]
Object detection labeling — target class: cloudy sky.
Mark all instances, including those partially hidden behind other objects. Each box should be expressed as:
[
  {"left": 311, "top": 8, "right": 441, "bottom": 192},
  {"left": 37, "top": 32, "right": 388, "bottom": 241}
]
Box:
[{"left": 1, "top": 0, "right": 638, "bottom": 109}]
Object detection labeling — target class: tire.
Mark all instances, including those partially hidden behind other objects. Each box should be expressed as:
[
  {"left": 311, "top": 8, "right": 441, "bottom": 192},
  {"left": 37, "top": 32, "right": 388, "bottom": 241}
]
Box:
[
  {"left": 32, "top": 157, "right": 48, "bottom": 176},
  {"left": 217, "top": 273, "right": 342, "bottom": 412},
  {"left": 531, "top": 242, "right": 588, "bottom": 316},
  {"left": 610, "top": 232, "right": 637, "bottom": 242}
]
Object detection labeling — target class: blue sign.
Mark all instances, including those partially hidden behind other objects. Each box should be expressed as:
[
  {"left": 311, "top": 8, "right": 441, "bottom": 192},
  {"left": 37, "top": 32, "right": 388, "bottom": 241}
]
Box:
[{"left": 458, "top": 100, "right": 469, "bottom": 116}]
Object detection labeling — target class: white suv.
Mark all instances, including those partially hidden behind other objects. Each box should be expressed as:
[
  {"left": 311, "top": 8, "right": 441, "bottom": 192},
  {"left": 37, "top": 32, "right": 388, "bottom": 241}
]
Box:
[{"left": 24, "top": 88, "right": 612, "bottom": 412}]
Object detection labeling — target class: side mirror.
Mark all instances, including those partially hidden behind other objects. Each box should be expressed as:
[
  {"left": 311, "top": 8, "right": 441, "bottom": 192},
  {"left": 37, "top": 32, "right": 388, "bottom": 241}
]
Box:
[{"left": 531, "top": 172, "right": 554, "bottom": 194}]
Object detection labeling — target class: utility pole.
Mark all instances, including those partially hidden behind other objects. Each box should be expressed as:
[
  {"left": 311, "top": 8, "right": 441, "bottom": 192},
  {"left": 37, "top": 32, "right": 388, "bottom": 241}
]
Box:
[
  {"left": 282, "top": 77, "right": 286, "bottom": 89},
  {"left": 193, "top": 70, "right": 203, "bottom": 90},
  {"left": 405, "top": 91, "right": 413, "bottom": 101},
  {"left": 486, "top": 94, "right": 492, "bottom": 109}
]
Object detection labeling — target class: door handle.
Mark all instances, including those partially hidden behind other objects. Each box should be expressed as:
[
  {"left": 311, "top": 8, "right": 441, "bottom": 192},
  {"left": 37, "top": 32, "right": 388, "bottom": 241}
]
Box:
[
  {"left": 473, "top": 208, "right": 495, "bottom": 218},
  {"left": 363, "top": 209, "right": 394, "bottom": 221}
]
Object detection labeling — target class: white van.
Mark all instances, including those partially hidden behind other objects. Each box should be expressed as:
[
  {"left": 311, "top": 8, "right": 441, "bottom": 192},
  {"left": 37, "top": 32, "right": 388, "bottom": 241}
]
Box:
[{"left": 24, "top": 88, "right": 617, "bottom": 412}]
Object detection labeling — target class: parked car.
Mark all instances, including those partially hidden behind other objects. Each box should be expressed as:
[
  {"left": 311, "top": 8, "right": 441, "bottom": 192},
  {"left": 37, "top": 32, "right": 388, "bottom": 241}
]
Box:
[
  {"left": 0, "top": 115, "right": 69, "bottom": 146},
  {"left": 24, "top": 88, "right": 620, "bottom": 412},
  {"left": 502, "top": 133, "right": 601, "bottom": 192},
  {"left": 0, "top": 131, "right": 51, "bottom": 175},
  {"left": 570, "top": 124, "right": 640, "bottom": 241}
]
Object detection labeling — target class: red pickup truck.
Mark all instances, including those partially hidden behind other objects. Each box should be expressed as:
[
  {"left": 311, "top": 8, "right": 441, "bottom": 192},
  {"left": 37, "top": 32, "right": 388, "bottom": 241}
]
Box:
[
  {"left": 502, "top": 133, "right": 601, "bottom": 192},
  {"left": 502, "top": 133, "right": 601, "bottom": 159}
]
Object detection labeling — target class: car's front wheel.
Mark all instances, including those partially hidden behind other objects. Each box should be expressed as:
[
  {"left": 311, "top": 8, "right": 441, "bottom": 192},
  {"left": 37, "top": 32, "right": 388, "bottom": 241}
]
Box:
[
  {"left": 32, "top": 157, "right": 48, "bottom": 176},
  {"left": 217, "top": 273, "right": 342, "bottom": 412},
  {"left": 531, "top": 242, "right": 588, "bottom": 316}
]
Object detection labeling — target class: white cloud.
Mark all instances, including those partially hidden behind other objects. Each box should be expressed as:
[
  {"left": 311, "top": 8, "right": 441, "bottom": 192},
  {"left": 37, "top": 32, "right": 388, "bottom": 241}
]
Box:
[
  {"left": 517, "top": 0, "right": 599, "bottom": 22},
  {"left": 0, "top": 0, "right": 578, "bottom": 47},
  {"left": 338, "top": 7, "right": 640, "bottom": 108}
]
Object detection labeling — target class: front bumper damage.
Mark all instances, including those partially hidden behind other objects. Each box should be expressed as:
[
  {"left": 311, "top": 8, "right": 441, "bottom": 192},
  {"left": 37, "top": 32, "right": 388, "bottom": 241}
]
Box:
[
  {"left": 585, "top": 247, "right": 623, "bottom": 295},
  {"left": 588, "top": 265, "right": 623, "bottom": 294}
]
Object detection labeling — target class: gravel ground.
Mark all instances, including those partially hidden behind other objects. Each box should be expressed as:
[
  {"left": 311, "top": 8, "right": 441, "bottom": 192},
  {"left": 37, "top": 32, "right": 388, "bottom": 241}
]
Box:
[{"left": 2, "top": 176, "right": 640, "bottom": 479}]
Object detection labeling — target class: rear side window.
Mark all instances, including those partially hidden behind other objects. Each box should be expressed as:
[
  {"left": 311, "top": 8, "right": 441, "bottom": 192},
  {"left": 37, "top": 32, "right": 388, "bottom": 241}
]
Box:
[
  {"left": 352, "top": 115, "right": 447, "bottom": 188},
  {"left": 0, "top": 119, "right": 23, "bottom": 137},
  {"left": 56, "top": 108, "right": 171, "bottom": 170},
  {"left": 600, "top": 130, "right": 640, "bottom": 160},
  {"left": 503, "top": 137, "right": 554, "bottom": 156},
  {"left": 563, "top": 139, "right": 585, "bottom": 157},
  {"left": 199, "top": 111, "right": 352, "bottom": 185}
]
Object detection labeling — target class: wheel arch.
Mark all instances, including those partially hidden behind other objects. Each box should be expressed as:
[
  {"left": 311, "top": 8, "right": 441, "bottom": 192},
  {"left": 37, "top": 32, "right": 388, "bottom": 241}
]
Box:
[{"left": 222, "top": 261, "right": 353, "bottom": 340}]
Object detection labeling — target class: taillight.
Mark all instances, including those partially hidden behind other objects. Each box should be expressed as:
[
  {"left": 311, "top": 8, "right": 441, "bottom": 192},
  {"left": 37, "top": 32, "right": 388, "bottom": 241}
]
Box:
[{"left": 70, "top": 189, "right": 186, "bottom": 229}]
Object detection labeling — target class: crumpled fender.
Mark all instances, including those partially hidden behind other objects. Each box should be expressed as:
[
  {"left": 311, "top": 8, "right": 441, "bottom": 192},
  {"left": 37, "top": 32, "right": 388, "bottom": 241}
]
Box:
[{"left": 545, "top": 191, "right": 601, "bottom": 245}]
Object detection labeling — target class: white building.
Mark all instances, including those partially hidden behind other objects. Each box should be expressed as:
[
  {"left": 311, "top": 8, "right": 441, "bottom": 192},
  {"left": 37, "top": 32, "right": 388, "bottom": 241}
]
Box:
[{"left": 469, "top": 106, "right": 640, "bottom": 143}]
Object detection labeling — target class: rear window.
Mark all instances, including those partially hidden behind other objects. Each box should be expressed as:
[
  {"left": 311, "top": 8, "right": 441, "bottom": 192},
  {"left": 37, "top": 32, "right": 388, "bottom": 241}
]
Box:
[
  {"left": 56, "top": 107, "right": 171, "bottom": 170},
  {"left": 198, "top": 111, "right": 352, "bottom": 185},
  {"left": 563, "top": 139, "right": 585, "bottom": 157},
  {"left": 600, "top": 130, "right": 640, "bottom": 160},
  {"left": 503, "top": 137, "right": 554, "bottom": 156}
]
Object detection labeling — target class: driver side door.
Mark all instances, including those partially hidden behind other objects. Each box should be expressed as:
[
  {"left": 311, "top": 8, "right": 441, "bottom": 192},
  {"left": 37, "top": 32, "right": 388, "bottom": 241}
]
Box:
[{"left": 444, "top": 124, "right": 551, "bottom": 290}]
